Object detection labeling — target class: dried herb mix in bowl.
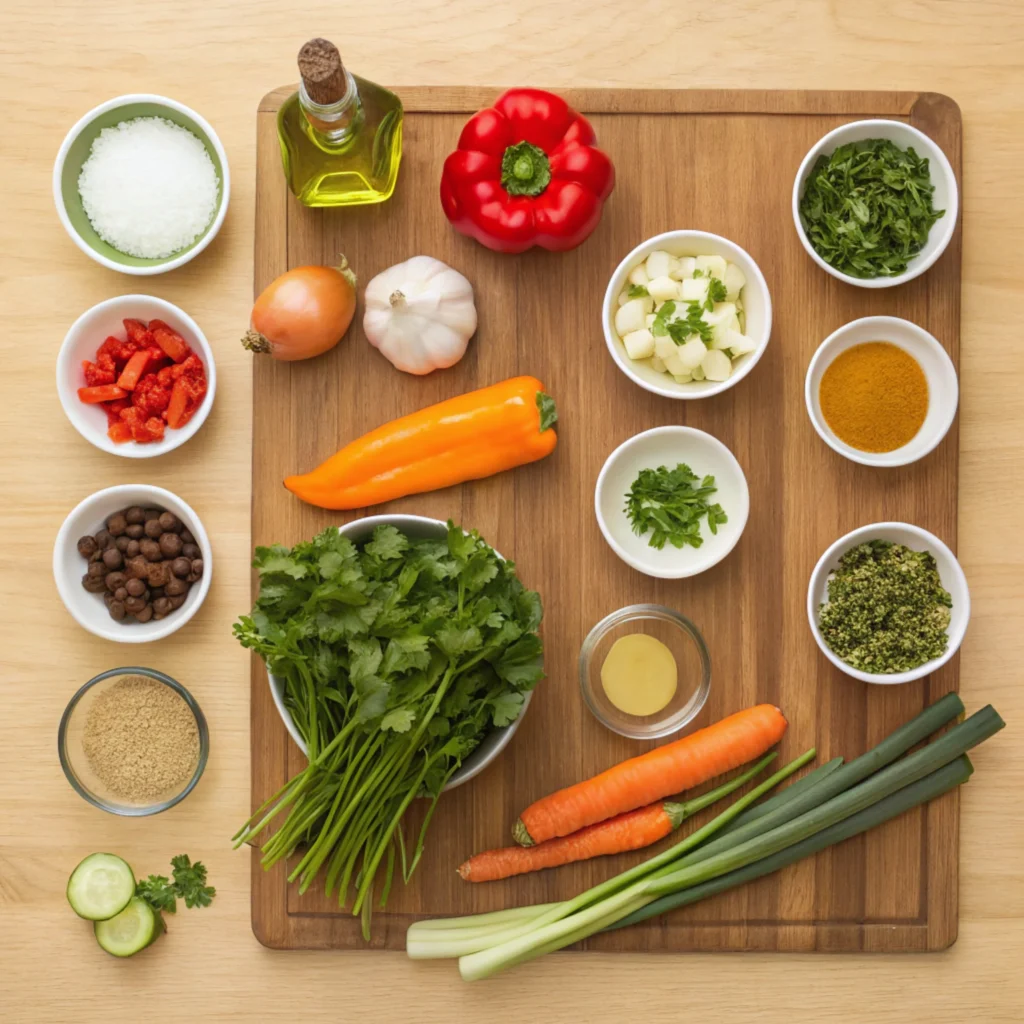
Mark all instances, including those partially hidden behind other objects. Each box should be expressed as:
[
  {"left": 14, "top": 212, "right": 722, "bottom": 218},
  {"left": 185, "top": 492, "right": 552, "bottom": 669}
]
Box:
[
  {"left": 819, "top": 540, "right": 952, "bottom": 673},
  {"left": 799, "top": 138, "right": 945, "bottom": 279}
]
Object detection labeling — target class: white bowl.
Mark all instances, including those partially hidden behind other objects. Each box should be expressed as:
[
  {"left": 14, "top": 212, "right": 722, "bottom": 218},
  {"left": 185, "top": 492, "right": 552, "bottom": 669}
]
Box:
[
  {"left": 53, "top": 93, "right": 230, "bottom": 276},
  {"left": 267, "top": 514, "right": 531, "bottom": 791},
  {"left": 807, "top": 522, "right": 969, "bottom": 685},
  {"left": 793, "top": 119, "right": 958, "bottom": 289},
  {"left": 595, "top": 427, "right": 750, "bottom": 579},
  {"left": 602, "top": 230, "right": 772, "bottom": 400},
  {"left": 805, "top": 316, "right": 958, "bottom": 467},
  {"left": 56, "top": 295, "right": 216, "bottom": 458},
  {"left": 54, "top": 484, "right": 213, "bottom": 644}
]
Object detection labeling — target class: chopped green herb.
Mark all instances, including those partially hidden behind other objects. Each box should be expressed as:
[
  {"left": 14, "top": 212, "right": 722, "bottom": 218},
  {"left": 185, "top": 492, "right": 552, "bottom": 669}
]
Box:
[
  {"left": 626, "top": 284, "right": 649, "bottom": 298},
  {"left": 692, "top": 268, "right": 705, "bottom": 277},
  {"left": 819, "top": 540, "right": 951, "bottom": 672},
  {"left": 799, "top": 138, "right": 945, "bottom": 278},
  {"left": 136, "top": 855, "right": 216, "bottom": 915},
  {"left": 651, "top": 300, "right": 713, "bottom": 346},
  {"left": 624, "top": 464, "right": 728, "bottom": 550},
  {"left": 705, "top": 276, "right": 728, "bottom": 310}
]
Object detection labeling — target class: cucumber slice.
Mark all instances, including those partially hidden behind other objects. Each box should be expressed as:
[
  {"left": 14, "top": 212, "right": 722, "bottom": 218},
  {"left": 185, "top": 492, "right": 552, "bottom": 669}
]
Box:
[
  {"left": 67, "top": 853, "right": 136, "bottom": 921},
  {"left": 94, "top": 897, "right": 157, "bottom": 957}
]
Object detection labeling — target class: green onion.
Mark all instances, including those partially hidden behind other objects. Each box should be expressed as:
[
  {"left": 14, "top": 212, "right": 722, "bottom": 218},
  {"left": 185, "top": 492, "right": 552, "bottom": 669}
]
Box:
[{"left": 612, "top": 754, "right": 974, "bottom": 930}]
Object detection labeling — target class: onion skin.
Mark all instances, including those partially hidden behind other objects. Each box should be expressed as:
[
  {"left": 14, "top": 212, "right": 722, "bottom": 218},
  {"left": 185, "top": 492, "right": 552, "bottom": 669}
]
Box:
[{"left": 242, "top": 260, "right": 357, "bottom": 361}]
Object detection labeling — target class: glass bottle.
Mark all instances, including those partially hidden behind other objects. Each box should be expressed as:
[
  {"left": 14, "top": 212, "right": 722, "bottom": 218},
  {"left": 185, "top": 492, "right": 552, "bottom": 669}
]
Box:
[{"left": 277, "top": 38, "right": 403, "bottom": 207}]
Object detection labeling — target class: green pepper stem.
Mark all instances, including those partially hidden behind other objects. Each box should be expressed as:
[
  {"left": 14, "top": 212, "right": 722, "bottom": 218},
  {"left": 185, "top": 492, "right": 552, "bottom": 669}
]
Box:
[{"left": 501, "top": 142, "right": 552, "bottom": 197}]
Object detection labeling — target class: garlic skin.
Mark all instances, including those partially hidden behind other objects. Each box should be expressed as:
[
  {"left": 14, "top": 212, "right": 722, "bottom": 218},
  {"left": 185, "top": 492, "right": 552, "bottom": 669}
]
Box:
[{"left": 363, "top": 256, "right": 477, "bottom": 375}]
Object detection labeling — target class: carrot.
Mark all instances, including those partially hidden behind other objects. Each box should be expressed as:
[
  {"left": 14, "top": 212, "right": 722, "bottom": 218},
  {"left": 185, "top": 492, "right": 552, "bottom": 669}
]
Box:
[
  {"left": 149, "top": 319, "right": 190, "bottom": 363},
  {"left": 461, "top": 753, "right": 777, "bottom": 882},
  {"left": 78, "top": 384, "right": 127, "bottom": 404},
  {"left": 115, "top": 349, "right": 150, "bottom": 390},
  {"left": 165, "top": 380, "right": 189, "bottom": 429},
  {"left": 514, "top": 704, "right": 788, "bottom": 846}
]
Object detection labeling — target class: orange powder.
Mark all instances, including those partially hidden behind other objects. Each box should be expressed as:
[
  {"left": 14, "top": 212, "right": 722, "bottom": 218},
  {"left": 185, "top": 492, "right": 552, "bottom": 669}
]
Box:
[{"left": 819, "top": 342, "right": 928, "bottom": 453}]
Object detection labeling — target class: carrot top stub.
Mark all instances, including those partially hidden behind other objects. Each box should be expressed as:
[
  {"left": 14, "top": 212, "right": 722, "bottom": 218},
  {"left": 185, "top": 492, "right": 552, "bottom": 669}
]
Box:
[{"left": 514, "top": 703, "right": 788, "bottom": 846}]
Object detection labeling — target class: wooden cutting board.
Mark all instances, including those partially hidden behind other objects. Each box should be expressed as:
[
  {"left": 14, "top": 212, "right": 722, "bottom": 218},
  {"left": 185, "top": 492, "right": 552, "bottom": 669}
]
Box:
[{"left": 250, "top": 87, "right": 962, "bottom": 952}]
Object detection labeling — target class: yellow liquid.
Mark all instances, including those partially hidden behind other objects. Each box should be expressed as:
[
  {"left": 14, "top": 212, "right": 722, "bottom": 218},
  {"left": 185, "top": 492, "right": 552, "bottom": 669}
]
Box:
[
  {"left": 600, "top": 634, "right": 678, "bottom": 717},
  {"left": 277, "top": 75, "right": 403, "bottom": 208}
]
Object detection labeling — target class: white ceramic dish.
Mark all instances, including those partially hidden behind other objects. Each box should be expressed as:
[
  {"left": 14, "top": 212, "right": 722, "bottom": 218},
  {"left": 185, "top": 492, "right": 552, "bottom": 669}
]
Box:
[
  {"left": 53, "top": 484, "right": 213, "bottom": 644},
  {"left": 56, "top": 294, "right": 216, "bottom": 459},
  {"left": 792, "top": 119, "right": 958, "bottom": 289},
  {"left": 805, "top": 316, "right": 958, "bottom": 468},
  {"left": 267, "top": 514, "right": 530, "bottom": 791},
  {"left": 602, "top": 230, "right": 772, "bottom": 400},
  {"left": 595, "top": 426, "right": 750, "bottom": 579},
  {"left": 807, "top": 522, "right": 969, "bottom": 685},
  {"left": 53, "top": 93, "right": 230, "bottom": 276}
]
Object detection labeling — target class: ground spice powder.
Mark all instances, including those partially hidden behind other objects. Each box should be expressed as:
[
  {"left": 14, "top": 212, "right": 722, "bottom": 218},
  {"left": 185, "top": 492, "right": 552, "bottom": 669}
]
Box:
[
  {"left": 83, "top": 675, "right": 199, "bottom": 802},
  {"left": 819, "top": 341, "right": 928, "bottom": 452}
]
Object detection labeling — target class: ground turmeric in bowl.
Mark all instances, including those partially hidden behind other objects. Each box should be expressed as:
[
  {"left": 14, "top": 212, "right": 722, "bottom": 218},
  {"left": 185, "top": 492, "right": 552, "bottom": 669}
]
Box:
[{"left": 819, "top": 342, "right": 928, "bottom": 452}]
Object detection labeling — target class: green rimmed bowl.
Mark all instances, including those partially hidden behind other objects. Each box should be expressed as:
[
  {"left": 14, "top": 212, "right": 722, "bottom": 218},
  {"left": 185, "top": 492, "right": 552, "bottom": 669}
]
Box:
[{"left": 53, "top": 94, "right": 230, "bottom": 276}]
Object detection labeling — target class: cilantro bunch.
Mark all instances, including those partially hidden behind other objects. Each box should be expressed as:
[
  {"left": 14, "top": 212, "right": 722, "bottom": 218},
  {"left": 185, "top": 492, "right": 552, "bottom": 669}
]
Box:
[
  {"left": 798, "top": 138, "right": 945, "bottom": 278},
  {"left": 233, "top": 522, "right": 544, "bottom": 936}
]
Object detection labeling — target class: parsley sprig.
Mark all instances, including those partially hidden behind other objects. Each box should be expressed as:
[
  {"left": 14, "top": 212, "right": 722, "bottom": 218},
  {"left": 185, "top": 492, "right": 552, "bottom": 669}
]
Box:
[
  {"left": 136, "top": 855, "right": 216, "bottom": 914},
  {"left": 625, "top": 464, "right": 728, "bottom": 550},
  {"left": 798, "top": 138, "right": 945, "bottom": 278}
]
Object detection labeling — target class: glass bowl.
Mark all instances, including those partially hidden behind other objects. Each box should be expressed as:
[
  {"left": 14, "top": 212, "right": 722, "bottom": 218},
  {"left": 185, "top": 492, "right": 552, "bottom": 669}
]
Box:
[
  {"left": 58, "top": 667, "right": 209, "bottom": 815},
  {"left": 579, "top": 604, "right": 711, "bottom": 740}
]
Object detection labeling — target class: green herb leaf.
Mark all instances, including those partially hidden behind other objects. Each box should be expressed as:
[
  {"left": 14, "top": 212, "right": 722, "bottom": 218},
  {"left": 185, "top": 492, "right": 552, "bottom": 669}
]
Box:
[
  {"left": 536, "top": 391, "right": 558, "bottom": 432},
  {"left": 169, "top": 855, "right": 215, "bottom": 910},
  {"left": 381, "top": 708, "right": 416, "bottom": 733},
  {"left": 627, "top": 284, "right": 649, "bottom": 298},
  {"left": 705, "top": 276, "right": 728, "bottom": 309},
  {"left": 490, "top": 691, "right": 525, "bottom": 727},
  {"left": 136, "top": 874, "right": 177, "bottom": 914},
  {"left": 798, "top": 138, "right": 945, "bottom": 278},
  {"left": 652, "top": 300, "right": 713, "bottom": 346},
  {"left": 624, "top": 464, "right": 728, "bottom": 550}
]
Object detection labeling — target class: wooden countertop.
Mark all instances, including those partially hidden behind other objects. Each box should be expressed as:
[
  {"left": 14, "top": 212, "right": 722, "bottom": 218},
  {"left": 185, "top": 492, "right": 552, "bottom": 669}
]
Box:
[{"left": 2, "top": 2, "right": 1021, "bottom": 1020}]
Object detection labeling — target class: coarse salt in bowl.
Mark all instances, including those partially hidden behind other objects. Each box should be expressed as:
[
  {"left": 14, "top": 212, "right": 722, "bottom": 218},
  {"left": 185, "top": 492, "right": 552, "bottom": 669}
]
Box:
[
  {"left": 56, "top": 294, "right": 216, "bottom": 458},
  {"left": 53, "top": 94, "right": 230, "bottom": 275}
]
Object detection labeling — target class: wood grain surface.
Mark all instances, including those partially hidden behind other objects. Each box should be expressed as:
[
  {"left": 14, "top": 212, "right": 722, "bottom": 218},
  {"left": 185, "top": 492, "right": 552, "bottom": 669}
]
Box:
[
  {"left": 2, "top": 2, "right": 1023, "bottom": 1022},
  {"left": 251, "top": 87, "right": 962, "bottom": 952}
]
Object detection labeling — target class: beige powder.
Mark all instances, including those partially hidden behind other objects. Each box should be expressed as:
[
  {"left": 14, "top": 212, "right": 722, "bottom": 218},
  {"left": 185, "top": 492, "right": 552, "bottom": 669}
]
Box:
[{"left": 82, "top": 675, "right": 200, "bottom": 802}]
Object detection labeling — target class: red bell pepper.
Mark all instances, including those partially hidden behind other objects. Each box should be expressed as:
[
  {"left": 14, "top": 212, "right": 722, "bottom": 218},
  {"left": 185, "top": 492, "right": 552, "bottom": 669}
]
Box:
[{"left": 440, "top": 89, "right": 615, "bottom": 254}]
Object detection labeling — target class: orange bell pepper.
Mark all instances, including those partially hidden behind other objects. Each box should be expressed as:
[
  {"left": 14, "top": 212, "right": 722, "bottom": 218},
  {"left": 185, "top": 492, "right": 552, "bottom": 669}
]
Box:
[{"left": 284, "top": 376, "right": 558, "bottom": 510}]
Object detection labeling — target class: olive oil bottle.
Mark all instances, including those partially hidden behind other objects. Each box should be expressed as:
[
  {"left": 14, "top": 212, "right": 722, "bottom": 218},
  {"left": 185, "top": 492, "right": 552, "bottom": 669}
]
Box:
[{"left": 277, "top": 38, "right": 403, "bottom": 207}]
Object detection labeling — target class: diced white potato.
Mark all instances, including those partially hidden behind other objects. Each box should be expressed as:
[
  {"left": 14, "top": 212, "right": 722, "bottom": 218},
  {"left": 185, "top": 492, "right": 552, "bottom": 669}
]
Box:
[
  {"left": 647, "top": 276, "right": 680, "bottom": 303},
  {"left": 654, "top": 334, "right": 678, "bottom": 361},
  {"left": 701, "top": 303, "right": 736, "bottom": 330},
  {"left": 691, "top": 363, "right": 706, "bottom": 382},
  {"left": 617, "top": 290, "right": 631, "bottom": 307},
  {"left": 681, "top": 277, "right": 710, "bottom": 304},
  {"left": 641, "top": 295, "right": 655, "bottom": 314},
  {"left": 623, "top": 329, "right": 656, "bottom": 360},
  {"left": 723, "top": 262, "right": 746, "bottom": 301},
  {"left": 695, "top": 255, "right": 728, "bottom": 281},
  {"left": 645, "top": 250, "right": 678, "bottom": 280},
  {"left": 710, "top": 314, "right": 742, "bottom": 350},
  {"left": 672, "top": 256, "right": 697, "bottom": 280},
  {"left": 650, "top": 355, "right": 667, "bottom": 373},
  {"left": 627, "top": 264, "right": 650, "bottom": 287},
  {"left": 702, "top": 348, "right": 733, "bottom": 382},
  {"left": 672, "top": 372, "right": 693, "bottom": 384},
  {"left": 727, "top": 331, "right": 758, "bottom": 356},
  {"left": 663, "top": 350, "right": 688, "bottom": 376},
  {"left": 615, "top": 299, "right": 648, "bottom": 336},
  {"left": 645, "top": 313, "right": 657, "bottom": 329},
  {"left": 678, "top": 336, "right": 708, "bottom": 371}
]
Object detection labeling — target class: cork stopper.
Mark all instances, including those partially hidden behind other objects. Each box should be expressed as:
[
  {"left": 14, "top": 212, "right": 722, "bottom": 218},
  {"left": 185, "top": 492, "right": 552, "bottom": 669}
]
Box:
[{"left": 297, "top": 38, "right": 347, "bottom": 105}]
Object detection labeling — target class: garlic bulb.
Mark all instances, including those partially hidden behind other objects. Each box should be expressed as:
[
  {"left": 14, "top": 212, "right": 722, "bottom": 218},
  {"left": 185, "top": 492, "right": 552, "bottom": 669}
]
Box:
[{"left": 363, "top": 256, "right": 477, "bottom": 375}]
